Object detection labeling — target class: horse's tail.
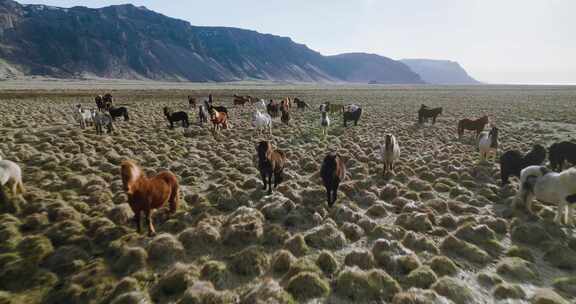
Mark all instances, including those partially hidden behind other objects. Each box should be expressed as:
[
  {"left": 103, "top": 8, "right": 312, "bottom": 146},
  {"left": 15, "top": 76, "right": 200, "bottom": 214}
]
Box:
[
  {"left": 124, "top": 109, "right": 130, "bottom": 121},
  {"left": 169, "top": 176, "right": 179, "bottom": 214}
]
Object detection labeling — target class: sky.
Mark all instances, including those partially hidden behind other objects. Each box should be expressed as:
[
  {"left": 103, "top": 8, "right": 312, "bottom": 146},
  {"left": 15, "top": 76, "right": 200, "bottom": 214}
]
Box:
[{"left": 18, "top": 0, "right": 576, "bottom": 84}]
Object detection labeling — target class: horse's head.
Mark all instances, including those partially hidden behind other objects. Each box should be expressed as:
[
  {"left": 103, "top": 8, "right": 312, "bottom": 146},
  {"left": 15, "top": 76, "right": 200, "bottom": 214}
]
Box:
[
  {"left": 385, "top": 134, "right": 395, "bottom": 151},
  {"left": 163, "top": 107, "right": 171, "bottom": 116},
  {"left": 120, "top": 160, "right": 142, "bottom": 194}
]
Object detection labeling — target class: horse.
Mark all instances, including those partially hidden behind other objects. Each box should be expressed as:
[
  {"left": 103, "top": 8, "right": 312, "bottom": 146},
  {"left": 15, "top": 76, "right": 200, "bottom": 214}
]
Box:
[
  {"left": 267, "top": 100, "right": 280, "bottom": 118},
  {"left": 204, "top": 100, "right": 228, "bottom": 116},
  {"left": 94, "top": 111, "right": 114, "bottom": 135},
  {"left": 163, "top": 107, "right": 189, "bottom": 128},
  {"left": 293, "top": 98, "right": 310, "bottom": 110},
  {"left": 457, "top": 115, "right": 488, "bottom": 139},
  {"left": 517, "top": 166, "right": 576, "bottom": 226},
  {"left": 549, "top": 141, "right": 576, "bottom": 172},
  {"left": 320, "top": 152, "right": 346, "bottom": 207},
  {"left": 95, "top": 95, "right": 105, "bottom": 111},
  {"left": 198, "top": 105, "right": 209, "bottom": 125},
  {"left": 256, "top": 141, "right": 286, "bottom": 195},
  {"left": 280, "top": 107, "right": 290, "bottom": 125},
  {"left": 500, "top": 144, "right": 546, "bottom": 185},
  {"left": 188, "top": 96, "right": 196, "bottom": 109},
  {"left": 0, "top": 159, "right": 24, "bottom": 196},
  {"left": 252, "top": 110, "right": 272, "bottom": 137},
  {"left": 478, "top": 127, "right": 499, "bottom": 162},
  {"left": 255, "top": 99, "right": 267, "bottom": 111},
  {"left": 75, "top": 104, "right": 93, "bottom": 129},
  {"left": 209, "top": 108, "right": 229, "bottom": 134},
  {"left": 120, "top": 160, "right": 180, "bottom": 236},
  {"left": 418, "top": 104, "right": 443, "bottom": 124},
  {"left": 343, "top": 107, "right": 362, "bottom": 127},
  {"left": 109, "top": 106, "right": 130, "bottom": 121},
  {"left": 320, "top": 111, "right": 330, "bottom": 137},
  {"left": 103, "top": 93, "right": 113, "bottom": 110},
  {"left": 233, "top": 95, "right": 250, "bottom": 107},
  {"left": 380, "top": 134, "right": 400, "bottom": 176},
  {"left": 282, "top": 97, "right": 292, "bottom": 109}
]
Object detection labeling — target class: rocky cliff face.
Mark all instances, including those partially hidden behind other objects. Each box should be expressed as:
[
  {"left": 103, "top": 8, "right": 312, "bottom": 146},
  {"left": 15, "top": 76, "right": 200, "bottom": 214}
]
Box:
[
  {"left": 401, "top": 59, "right": 480, "bottom": 85},
  {"left": 0, "top": 0, "right": 424, "bottom": 83}
]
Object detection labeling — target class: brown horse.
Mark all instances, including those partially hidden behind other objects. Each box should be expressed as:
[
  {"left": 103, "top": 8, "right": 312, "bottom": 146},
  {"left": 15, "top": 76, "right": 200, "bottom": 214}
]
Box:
[
  {"left": 188, "top": 96, "right": 196, "bottom": 108},
  {"left": 281, "top": 105, "right": 290, "bottom": 125},
  {"left": 210, "top": 108, "right": 229, "bottom": 133},
  {"left": 233, "top": 95, "right": 250, "bottom": 107},
  {"left": 293, "top": 98, "right": 310, "bottom": 110},
  {"left": 282, "top": 97, "right": 292, "bottom": 109},
  {"left": 256, "top": 141, "right": 287, "bottom": 194},
  {"left": 458, "top": 115, "right": 489, "bottom": 139},
  {"left": 267, "top": 100, "right": 280, "bottom": 118},
  {"left": 320, "top": 152, "right": 346, "bottom": 207},
  {"left": 120, "top": 160, "right": 179, "bottom": 236}
]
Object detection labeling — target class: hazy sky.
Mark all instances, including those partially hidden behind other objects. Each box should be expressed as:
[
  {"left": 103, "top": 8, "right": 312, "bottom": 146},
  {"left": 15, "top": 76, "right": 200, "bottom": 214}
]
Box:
[{"left": 18, "top": 0, "right": 576, "bottom": 84}]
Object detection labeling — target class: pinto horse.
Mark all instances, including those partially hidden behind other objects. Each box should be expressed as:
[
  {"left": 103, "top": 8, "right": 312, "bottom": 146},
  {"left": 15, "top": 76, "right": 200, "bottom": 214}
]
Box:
[
  {"left": 120, "top": 160, "right": 179, "bottom": 236},
  {"left": 256, "top": 141, "right": 286, "bottom": 194},
  {"left": 418, "top": 104, "right": 443, "bottom": 124},
  {"left": 457, "top": 115, "right": 488, "bottom": 139}
]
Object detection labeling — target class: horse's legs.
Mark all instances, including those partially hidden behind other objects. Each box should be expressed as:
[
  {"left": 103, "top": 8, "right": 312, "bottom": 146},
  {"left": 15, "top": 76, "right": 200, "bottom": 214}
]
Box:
[
  {"left": 145, "top": 209, "right": 156, "bottom": 236},
  {"left": 268, "top": 174, "right": 273, "bottom": 194},
  {"left": 332, "top": 183, "right": 339, "bottom": 206},
  {"left": 134, "top": 211, "right": 141, "bottom": 234},
  {"left": 382, "top": 161, "right": 387, "bottom": 176},
  {"left": 325, "top": 186, "right": 331, "bottom": 207},
  {"left": 260, "top": 171, "right": 267, "bottom": 190},
  {"left": 567, "top": 203, "right": 575, "bottom": 226}
]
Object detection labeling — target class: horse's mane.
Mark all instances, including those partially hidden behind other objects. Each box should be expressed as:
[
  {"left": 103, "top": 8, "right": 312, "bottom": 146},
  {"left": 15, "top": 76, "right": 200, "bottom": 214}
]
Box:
[{"left": 121, "top": 160, "right": 143, "bottom": 193}]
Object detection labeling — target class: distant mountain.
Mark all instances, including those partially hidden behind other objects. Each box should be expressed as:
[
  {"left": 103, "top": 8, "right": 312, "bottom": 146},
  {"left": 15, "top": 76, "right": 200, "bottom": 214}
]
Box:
[
  {"left": 401, "top": 59, "right": 480, "bottom": 84},
  {"left": 0, "top": 0, "right": 424, "bottom": 83}
]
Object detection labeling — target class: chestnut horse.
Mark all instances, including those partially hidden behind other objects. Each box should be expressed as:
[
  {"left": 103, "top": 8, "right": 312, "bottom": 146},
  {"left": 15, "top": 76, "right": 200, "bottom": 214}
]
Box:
[
  {"left": 209, "top": 108, "right": 229, "bottom": 134},
  {"left": 458, "top": 115, "right": 488, "bottom": 139},
  {"left": 120, "top": 160, "right": 179, "bottom": 236}
]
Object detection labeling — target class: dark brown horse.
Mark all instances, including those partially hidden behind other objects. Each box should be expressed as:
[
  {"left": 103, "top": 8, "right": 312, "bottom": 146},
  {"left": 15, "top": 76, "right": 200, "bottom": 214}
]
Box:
[
  {"left": 233, "top": 95, "right": 250, "bottom": 107},
  {"left": 256, "top": 141, "right": 286, "bottom": 194},
  {"left": 188, "top": 96, "right": 196, "bottom": 108},
  {"left": 281, "top": 105, "right": 290, "bottom": 125},
  {"left": 320, "top": 152, "right": 346, "bottom": 207},
  {"left": 418, "top": 104, "right": 443, "bottom": 124},
  {"left": 458, "top": 115, "right": 488, "bottom": 139},
  {"left": 267, "top": 100, "right": 280, "bottom": 118},
  {"left": 120, "top": 160, "right": 179, "bottom": 236},
  {"left": 103, "top": 93, "right": 113, "bottom": 110},
  {"left": 293, "top": 98, "right": 310, "bottom": 110},
  {"left": 95, "top": 95, "right": 105, "bottom": 111}
]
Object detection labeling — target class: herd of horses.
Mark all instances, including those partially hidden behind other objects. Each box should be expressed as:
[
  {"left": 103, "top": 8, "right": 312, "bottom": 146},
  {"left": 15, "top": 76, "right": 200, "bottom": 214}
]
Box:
[{"left": 2, "top": 95, "right": 576, "bottom": 236}]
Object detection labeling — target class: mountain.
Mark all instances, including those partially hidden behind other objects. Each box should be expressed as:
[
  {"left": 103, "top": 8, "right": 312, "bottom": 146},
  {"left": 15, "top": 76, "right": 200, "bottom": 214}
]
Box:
[
  {"left": 0, "top": 0, "right": 424, "bottom": 83},
  {"left": 400, "top": 59, "right": 480, "bottom": 84}
]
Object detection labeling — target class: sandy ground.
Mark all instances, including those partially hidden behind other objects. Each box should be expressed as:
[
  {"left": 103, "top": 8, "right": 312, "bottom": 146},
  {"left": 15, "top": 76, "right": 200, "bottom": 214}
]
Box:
[{"left": 0, "top": 84, "right": 576, "bottom": 304}]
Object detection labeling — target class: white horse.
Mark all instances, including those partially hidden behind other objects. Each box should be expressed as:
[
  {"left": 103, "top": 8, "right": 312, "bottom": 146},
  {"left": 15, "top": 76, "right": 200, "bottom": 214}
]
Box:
[
  {"left": 75, "top": 104, "right": 93, "bottom": 129},
  {"left": 256, "top": 99, "right": 267, "bottom": 111},
  {"left": 0, "top": 159, "right": 24, "bottom": 196},
  {"left": 478, "top": 127, "right": 499, "bottom": 162},
  {"left": 252, "top": 110, "right": 272, "bottom": 137},
  {"left": 320, "top": 111, "right": 330, "bottom": 137},
  {"left": 517, "top": 166, "right": 576, "bottom": 226},
  {"left": 380, "top": 134, "right": 400, "bottom": 175}
]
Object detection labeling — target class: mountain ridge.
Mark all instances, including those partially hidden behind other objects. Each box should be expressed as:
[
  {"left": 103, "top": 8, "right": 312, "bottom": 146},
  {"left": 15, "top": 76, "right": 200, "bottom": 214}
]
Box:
[{"left": 0, "top": 0, "right": 475, "bottom": 84}]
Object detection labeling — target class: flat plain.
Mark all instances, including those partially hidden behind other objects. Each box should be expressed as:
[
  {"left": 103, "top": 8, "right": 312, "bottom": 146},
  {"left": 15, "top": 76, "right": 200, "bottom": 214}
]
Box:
[{"left": 1, "top": 84, "right": 576, "bottom": 304}]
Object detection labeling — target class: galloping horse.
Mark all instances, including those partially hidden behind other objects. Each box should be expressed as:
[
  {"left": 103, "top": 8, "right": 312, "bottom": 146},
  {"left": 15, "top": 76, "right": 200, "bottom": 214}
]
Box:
[
  {"left": 120, "top": 160, "right": 180, "bottom": 236},
  {"left": 457, "top": 115, "right": 489, "bottom": 139}
]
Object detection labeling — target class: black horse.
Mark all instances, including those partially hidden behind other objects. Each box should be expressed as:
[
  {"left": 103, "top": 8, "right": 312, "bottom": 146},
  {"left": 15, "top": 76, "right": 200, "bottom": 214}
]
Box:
[
  {"left": 549, "top": 141, "right": 576, "bottom": 172},
  {"left": 418, "top": 104, "right": 443, "bottom": 124},
  {"left": 320, "top": 152, "right": 346, "bottom": 207},
  {"left": 163, "top": 107, "right": 189, "bottom": 128},
  {"left": 108, "top": 106, "right": 130, "bottom": 121},
  {"left": 343, "top": 107, "right": 362, "bottom": 127},
  {"left": 95, "top": 95, "right": 106, "bottom": 111}
]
